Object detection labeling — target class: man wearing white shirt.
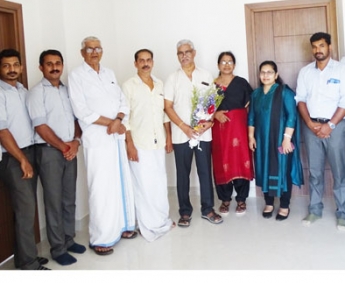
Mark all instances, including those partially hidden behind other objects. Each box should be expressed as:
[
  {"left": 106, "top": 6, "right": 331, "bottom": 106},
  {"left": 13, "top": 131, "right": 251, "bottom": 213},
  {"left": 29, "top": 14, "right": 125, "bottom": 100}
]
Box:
[
  {"left": 296, "top": 32, "right": 345, "bottom": 230},
  {"left": 122, "top": 49, "right": 175, "bottom": 242},
  {"left": 26, "top": 50, "right": 85, "bottom": 265},
  {"left": 68, "top": 36, "right": 136, "bottom": 256},
  {"left": 164, "top": 39, "right": 223, "bottom": 227}
]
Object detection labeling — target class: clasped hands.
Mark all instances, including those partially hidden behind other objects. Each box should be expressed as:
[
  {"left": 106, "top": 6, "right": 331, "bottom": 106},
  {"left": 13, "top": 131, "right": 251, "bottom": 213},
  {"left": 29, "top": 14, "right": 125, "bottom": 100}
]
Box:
[
  {"left": 181, "top": 121, "right": 213, "bottom": 139},
  {"left": 309, "top": 122, "right": 331, "bottom": 139},
  {"left": 107, "top": 118, "right": 126, "bottom": 135}
]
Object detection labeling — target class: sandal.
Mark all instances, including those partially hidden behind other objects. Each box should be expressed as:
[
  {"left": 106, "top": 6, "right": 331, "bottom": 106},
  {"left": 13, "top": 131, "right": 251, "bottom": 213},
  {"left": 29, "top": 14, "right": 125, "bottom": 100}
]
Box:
[
  {"left": 202, "top": 211, "right": 223, "bottom": 224},
  {"left": 178, "top": 215, "right": 192, "bottom": 228},
  {"left": 235, "top": 201, "right": 246, "bottom": 214},
  {"left": 89, "top": 244, "right": 114, "bottom": 256},
  {"left": 121, "top": 231, "right": 138, "bottom": 239},
  {"left": 219, "top": 202, "right": 230, "bottom": 215}
]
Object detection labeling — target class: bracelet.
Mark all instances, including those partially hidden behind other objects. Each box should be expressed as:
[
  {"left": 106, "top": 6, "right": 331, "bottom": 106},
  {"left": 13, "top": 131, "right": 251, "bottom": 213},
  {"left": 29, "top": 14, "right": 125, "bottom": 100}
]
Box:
[
  {"left": 178, "top": 121, "right": 184, "bottom": 128},
  {"left": 115, "top": 116, "right": 123, "bottom": 121},
  {"left": 283, "top": 133, "right": 292, "bottom": 139},
  {"left": 74, "top": 137, "right": 82, "bottom": 145}
]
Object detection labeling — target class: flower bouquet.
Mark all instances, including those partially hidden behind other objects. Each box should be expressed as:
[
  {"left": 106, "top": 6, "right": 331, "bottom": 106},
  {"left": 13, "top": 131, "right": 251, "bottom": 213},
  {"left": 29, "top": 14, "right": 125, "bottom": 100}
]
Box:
[{"left": 189, "top": 83, "right": 225, "bottom": 150}]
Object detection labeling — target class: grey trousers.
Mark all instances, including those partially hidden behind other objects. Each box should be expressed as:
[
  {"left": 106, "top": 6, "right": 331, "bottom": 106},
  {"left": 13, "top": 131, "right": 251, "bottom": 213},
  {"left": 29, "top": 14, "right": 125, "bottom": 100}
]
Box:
[
  {"left": 0, "top": 146, "right": 40, "bottom": 270},
  {"left": 35, "top": 145, "right": 77, "bottom": 259},
  {"left": 302, "top": 120, "right": 345, "bottom": 219}
]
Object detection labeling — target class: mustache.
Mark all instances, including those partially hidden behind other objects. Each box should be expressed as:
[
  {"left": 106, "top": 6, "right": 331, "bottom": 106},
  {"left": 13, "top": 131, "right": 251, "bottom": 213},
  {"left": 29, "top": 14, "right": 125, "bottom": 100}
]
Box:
[
  {"left": 49, "top": 70, "right": 60, "bottom": 74},
  {"left": 7, "top": 72, "right": 18, "bottom": 76},
  {"left": 142, "top": 65, "right": 150, "bottom": 70}
]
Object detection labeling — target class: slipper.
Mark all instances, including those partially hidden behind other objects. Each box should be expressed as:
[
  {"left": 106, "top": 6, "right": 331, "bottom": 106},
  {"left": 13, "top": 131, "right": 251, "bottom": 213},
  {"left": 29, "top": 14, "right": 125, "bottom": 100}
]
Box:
[
  {"left": 121, "top": 231, "right": 138, "bottom": 239},
  {"left": 178, "top": 216, "right": 192, "bottom": 228},
  {"left": 89, "top": 244, "right": 114, "bottom": 256},
  {"left": 202, "top": 211, "right": 223, "bottom": 224}
]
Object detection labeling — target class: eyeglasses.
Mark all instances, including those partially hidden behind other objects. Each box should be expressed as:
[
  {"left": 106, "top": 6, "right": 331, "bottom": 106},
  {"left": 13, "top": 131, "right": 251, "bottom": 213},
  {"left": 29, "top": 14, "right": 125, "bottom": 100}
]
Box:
[
  {"left": 220, "top": 61, "right": 234, "bottom": 65},
  {"left": 260, "top": 70, "right": 275, "bottom": 76},
  {"left": 177, "top": 49, "right": 193, "bottom": 57},
  {"left": 85, "top": 47, "right": 103, "bottom": 54}
]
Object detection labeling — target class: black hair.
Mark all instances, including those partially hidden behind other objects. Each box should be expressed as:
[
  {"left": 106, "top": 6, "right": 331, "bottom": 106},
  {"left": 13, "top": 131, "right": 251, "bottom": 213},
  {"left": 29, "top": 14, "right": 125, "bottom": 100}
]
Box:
[
  {"left": 259, "top": 60, "right": 284, "bottom": 85},
  {"left": 134, "top": 49, "right": 153, "bottom": 61},
  {"left": 39, "top": 49, "right": 64, "bottom": 66},
  {"left": 217, "top": 51, "right": 236, "bottom": 76},
  {"left": 310, "top": 32, "right": 331, "bottom": 45},
  {"left": 0, "top": 49, "right": 21, "bottom": 65},
  {"left": 217, "top": 51, "right": 236, "bottom": 65}
]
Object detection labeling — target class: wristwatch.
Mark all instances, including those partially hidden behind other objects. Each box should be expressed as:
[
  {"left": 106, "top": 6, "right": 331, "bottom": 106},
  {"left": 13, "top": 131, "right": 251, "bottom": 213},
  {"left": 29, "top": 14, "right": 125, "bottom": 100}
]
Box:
[{"left": 328, "top": 121, "right": 336, "bottom": 130}]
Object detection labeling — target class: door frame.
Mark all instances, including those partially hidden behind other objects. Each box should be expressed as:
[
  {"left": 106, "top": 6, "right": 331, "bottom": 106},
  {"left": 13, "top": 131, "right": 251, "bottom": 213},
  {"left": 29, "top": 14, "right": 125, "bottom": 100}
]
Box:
[
  {"left": 0, "top": 0, "right": 27, "bottom": 86},
  {"left": 245, "top": 0, "right": 338, "bottom": 88}
]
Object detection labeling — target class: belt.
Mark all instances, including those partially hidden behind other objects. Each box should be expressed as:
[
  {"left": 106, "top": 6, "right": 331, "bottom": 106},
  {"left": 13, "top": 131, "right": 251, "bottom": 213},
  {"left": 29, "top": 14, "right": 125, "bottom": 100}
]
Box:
[
  {"left": 35, "top": 143, "right": 51, "bottom": 147},
  {"left": 2, "top": 144, "right": 34, "bottom": 156},
  {"left": 310, "top": 117, "right": 330, "bottom": 124},
  {"left": 21, "top": 145, "right": 35, "bottom": 151}
]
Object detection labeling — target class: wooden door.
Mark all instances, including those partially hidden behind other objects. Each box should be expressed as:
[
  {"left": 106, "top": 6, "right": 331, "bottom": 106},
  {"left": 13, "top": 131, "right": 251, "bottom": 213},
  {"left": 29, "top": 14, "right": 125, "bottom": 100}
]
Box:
[
  {"left": 0, "top": 0, "right": 40, "bottom": 264},
  {"left": 245, "top": 0, "right": 338, "bottom": 197}
]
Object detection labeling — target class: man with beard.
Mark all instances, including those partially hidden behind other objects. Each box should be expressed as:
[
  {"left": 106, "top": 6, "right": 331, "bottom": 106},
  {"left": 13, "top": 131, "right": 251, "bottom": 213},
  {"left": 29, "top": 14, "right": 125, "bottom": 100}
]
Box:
[
  {"left": 26, "top": 50, "right": 86, "bottom": 265},
  {"left": 122, "top": 49, "right": 175, "bottom": 242},
  {"left": 296, "top": 32, "right": 345, "bottom": 231},
  {"left": 0, "top": 49, "right": 49, "bottom": 270}
]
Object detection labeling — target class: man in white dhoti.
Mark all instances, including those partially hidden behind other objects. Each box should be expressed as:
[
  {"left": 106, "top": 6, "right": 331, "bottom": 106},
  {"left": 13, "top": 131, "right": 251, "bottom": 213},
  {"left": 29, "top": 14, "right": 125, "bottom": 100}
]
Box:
[
  {"left": 68, "top": 36, "right": 137, "bottom": 256},
  {"left": 122, "top": 49, "right": 175, "bottom": 242}
]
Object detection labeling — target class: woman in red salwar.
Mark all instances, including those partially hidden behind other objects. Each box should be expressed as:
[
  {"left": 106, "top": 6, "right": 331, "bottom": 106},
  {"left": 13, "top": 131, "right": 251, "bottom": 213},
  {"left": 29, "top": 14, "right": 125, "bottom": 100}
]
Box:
[{"left": 212, "top": 51, "right": 254, "bottom": 215}]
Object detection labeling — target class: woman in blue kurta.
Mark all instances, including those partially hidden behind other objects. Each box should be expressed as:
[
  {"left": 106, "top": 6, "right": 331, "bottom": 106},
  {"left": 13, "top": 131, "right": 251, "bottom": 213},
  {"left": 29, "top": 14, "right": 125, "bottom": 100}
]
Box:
[{"left": 248, "top": 61, "right": 303, "bottom": 221}]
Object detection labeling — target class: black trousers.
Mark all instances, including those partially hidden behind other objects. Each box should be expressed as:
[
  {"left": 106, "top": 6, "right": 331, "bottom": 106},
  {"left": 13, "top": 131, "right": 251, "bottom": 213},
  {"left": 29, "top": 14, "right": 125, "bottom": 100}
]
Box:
[
  {"left": 215, "top": 178, "right": 250, "bottom": 203},
  {"left": 0, "top": 146, "right": 40, "bottom": 270},
  {"left": 173, "top": 141, "right": 214, "bottom": 217}
]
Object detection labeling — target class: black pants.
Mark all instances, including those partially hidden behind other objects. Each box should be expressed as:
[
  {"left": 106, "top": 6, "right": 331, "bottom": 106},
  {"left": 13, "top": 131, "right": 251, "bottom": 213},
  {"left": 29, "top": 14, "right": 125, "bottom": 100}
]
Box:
[
  {"left": 264, "top": 157, "right": 293, "bottom": 209},
  {"left": 216, "top": 178, "right": 249, "bottom": 203},
  {"left": 173, "top": 141, "right": 214, "bottom": 217}
]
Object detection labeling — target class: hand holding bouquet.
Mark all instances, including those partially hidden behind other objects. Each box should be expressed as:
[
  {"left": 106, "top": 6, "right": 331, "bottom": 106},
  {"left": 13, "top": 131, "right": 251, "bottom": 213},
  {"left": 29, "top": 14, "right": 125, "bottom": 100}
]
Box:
[{"left": 189, "top": 83, "right": 225, "bottom": 150}]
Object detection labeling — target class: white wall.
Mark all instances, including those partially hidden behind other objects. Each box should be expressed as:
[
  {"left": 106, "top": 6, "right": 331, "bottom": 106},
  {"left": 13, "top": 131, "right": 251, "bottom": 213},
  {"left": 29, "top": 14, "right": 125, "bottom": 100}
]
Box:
[{"left": 6, "top": 0, "right": 345, "bottom": 232}]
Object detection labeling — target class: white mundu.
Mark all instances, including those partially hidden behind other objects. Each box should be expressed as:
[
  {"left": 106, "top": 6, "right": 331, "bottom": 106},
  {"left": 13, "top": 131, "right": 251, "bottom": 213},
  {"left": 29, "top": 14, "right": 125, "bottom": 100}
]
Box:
[{"left": 69, "top": 62, "right": 135, "bottom": 246}]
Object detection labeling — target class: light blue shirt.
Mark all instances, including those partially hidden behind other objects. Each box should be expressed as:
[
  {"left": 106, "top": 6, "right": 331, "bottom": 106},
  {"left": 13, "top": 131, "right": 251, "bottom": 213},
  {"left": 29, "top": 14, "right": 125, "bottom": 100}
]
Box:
[
  {"left": 0, "top": 80, "right": 34, "bottom": 152},
  {"left": 296, "top": 58, "right": 345, "bottom": 118},
  {"left": 26, "top": 78, "right": 75, "bottom": 144}
]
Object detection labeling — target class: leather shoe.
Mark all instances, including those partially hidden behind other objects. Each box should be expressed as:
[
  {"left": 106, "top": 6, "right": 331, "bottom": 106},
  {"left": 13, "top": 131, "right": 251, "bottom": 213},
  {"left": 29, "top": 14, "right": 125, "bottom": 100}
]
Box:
[
  {"left": 262, "top": 205, "right": 274, "bottom": 219},
  {"left": 276, "top": 208, "right": 290, "bottom": 221}
]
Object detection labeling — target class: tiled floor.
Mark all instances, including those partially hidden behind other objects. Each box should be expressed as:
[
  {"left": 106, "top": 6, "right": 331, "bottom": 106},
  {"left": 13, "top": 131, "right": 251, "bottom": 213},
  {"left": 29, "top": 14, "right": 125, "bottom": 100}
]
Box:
[{"left": 1, "top": 189, "right": 345, "bottom": 275}]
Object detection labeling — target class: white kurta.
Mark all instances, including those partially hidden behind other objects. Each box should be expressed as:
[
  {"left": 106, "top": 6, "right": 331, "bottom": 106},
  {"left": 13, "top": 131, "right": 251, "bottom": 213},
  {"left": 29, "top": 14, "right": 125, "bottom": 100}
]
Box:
[
  {"left": 122, "top": 75, "right": 173, "bottom": 242},
  {"left": 68, "top": 62, "right": 135, "bottom": 247}
]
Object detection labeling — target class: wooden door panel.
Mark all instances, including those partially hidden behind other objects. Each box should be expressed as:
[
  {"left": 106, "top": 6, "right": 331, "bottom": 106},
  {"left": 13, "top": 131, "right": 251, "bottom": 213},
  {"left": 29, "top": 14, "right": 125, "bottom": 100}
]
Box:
[
  {"left": 273, "top": 7, "right": 327, "bottom": 36},
  {"left": 254, "top": 11, "right": 275, "bottom": 65}
]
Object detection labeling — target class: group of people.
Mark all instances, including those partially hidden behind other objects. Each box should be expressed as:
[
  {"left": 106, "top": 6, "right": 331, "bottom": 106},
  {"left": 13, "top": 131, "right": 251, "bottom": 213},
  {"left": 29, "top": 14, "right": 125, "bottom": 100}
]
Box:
[{"left": 1, "top": 31, "right": 345, "bottom": 270}]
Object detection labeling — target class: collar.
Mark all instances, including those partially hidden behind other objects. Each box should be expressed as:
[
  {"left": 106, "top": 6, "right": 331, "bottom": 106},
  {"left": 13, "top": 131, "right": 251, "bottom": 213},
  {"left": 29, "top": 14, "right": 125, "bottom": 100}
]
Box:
[
  {"left": 314, "top": 58, "right": 336, "bottom": 70},
  {"left": 134, "top": 74, "right": 158, "bottom": 84},
  {"left": 0, "top": 79, "right": 24, "bottom": 90},
  {"left": 41, "top": 77, "right": 64, "bottom": 87},
  {"left": 82, "top": 61, "right": 104, "bottom": 74}
]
